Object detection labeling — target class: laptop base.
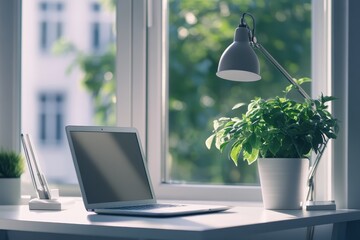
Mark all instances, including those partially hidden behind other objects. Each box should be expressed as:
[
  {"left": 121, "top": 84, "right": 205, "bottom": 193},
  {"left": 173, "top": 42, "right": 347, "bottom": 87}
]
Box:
[{"left": 94, "top": 204, "right": 230, "bottom": 217}]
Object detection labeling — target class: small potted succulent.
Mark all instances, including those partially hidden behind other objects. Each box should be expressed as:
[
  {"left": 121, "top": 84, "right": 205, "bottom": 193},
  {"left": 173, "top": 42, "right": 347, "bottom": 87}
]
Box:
[
  {"left": 206, "top": 79, "right": 339, "bottom": 209},
  {"left": 0, "top": 149, "right": 25, "bottom": 204}
]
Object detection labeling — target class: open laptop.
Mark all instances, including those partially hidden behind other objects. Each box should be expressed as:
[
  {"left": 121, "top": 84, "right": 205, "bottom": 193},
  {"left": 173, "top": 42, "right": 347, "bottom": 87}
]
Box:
[{"left": 65, "top": 125, "right": 229, "bottom": 217}]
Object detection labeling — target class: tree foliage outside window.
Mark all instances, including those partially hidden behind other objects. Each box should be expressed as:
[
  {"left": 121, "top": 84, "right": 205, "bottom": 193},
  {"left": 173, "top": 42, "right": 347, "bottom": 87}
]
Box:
[
  {"left": 66, "top": 0, "right": 311, "bottom": 185},
  {"left": 71, "top": 45, "right": 116, "bottom": 125}
]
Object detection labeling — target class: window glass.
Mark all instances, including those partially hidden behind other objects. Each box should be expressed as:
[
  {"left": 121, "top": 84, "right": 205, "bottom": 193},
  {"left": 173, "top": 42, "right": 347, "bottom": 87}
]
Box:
[
  {"left": 167, "top": 0, "right": 311, "bottom": 185},
  {"left": 22, "top": 0, "right": 116, "bottom": 184}
]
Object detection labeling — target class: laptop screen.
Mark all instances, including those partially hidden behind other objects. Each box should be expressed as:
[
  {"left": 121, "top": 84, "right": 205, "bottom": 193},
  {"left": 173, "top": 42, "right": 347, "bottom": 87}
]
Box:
[{"left": 68, "top": 130, "right": 153, "bottom": 204}]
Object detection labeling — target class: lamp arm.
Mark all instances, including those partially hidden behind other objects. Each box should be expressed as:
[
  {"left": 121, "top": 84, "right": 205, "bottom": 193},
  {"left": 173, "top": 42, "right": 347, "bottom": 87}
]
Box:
[
  {"left": 253, "top": 41, "right": 322, "bottom": 201},
  {"left": 252, "top": 42, "right": 311, "bottom": 100},
  {"left": 306, "top": 137, "right": 329, "bottom": 201}
]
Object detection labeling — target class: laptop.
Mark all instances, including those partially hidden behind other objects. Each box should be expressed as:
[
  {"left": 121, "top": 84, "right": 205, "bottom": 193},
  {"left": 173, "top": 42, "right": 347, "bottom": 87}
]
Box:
[{"left": 65, "top": 125, "right": 230, "bottom": 217}]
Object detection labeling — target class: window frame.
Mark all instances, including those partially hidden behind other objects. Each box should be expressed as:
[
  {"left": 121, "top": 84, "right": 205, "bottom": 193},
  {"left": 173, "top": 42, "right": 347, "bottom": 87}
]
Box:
[
  {"left": 311, "top": 0, "right": 333, "bottom": 201},
  {"left": 0, "top": 0, "right": 339, "bottom": 201},
  {"left": 116, "top": 0, "right": 147, "bottom": 146},
  {"left": 144, "top": 0, "right": 332, "bottom": 201}
]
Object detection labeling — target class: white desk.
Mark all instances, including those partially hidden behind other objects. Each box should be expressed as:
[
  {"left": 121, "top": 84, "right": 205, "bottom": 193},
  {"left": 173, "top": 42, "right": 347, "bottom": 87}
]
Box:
[{"left": 0, "top": 199, "right": 360, "bottom": 240}]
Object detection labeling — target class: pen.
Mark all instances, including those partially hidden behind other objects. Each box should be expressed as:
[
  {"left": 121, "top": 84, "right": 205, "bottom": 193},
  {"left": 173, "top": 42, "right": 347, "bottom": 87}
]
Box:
[
  {"left": 21, "top": 134, "right": 51, "bottom": 200},
  {"left": 20, "top": 134, "right": 39, "bottom": 197}
]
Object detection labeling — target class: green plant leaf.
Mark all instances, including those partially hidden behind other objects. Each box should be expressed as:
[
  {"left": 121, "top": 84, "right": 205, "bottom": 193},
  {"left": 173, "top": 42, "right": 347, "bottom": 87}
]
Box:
[
  {"left": 249, "top": 133, "right": 258, "bottom": 147},
  {"left": 243, "top": 148, "right": 259, "bottom": 165},
  {"left": 284, "top": 85, "right": 293, "bottom": 94},
  {"left": 230, "top": 142, "right": 243, "bottom": 166},
  {"left": 269, "top": 137, "right": 281, "bottom": 156},
  {"left": 205, "top": 134, "right": 215, "bottom": 149},
  {"left": 215, "top": 131, "right": 225, "bottom": 150},
  {"left": 232, "top": 102, "right": 246, "bottom": 110},
  {"left": 220, "top": 141, "right": 230, "bottom": 152},
  {"left": 296, "top": 77, "right": 311, "bottom": 85},
  {"left": 321, "top": 95, "right": 337, "bottom": 103}
]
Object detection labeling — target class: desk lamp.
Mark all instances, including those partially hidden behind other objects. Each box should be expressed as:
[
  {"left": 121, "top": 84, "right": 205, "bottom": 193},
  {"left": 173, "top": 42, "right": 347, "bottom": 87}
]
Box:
[{"left": 216, "top": 12, "right": 334, "bottom": 210}]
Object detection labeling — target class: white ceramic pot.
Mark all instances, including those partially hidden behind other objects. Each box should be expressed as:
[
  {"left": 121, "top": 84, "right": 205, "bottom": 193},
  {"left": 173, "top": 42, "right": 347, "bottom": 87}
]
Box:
[
  {"left": 258, "top": 158, "right": 309, "bottom": 210},
  {"left": 0, "top": 178, "right": 21, "bottom": 205}
]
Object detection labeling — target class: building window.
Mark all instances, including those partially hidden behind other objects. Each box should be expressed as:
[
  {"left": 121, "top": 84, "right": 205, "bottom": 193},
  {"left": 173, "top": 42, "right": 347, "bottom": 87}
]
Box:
[
  {"left": 39, "top": 1, "right": 64, "bottom": 52},
  {"left": 38, "top": 92, "right": 65, "bottom": 145},
  {"left": 90, "top": 2, "right": 115, "bottom": 53},
  {"left": 92, "top": 2, "right": 100, "bottom": 12},
  {"left": 92, "top": 22, "right": 100, "bottom": 50}
]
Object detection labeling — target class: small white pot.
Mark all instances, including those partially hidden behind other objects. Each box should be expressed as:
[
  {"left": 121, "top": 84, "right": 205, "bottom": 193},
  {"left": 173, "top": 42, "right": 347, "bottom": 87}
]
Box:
[
  {"left": 258, "top": 158, "right": 309, "bottom": 210},
  {"left": 0, "top": 178, "right": 21, "bottom": 205}
]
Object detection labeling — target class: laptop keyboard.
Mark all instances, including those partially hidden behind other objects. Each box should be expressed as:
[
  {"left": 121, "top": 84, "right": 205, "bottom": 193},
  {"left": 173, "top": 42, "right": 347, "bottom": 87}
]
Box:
[{"left": 116, "top": 204, "right": 182, "bottom": 211}]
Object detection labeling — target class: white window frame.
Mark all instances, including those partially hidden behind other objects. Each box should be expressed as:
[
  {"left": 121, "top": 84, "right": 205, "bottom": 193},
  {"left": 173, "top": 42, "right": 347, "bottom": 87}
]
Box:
[
  {"left": 116, "top": 0, "right": 147, "bottom": 146},
  {"left": 311, "top": 0, "right": 333, "bottom": 202},
  {"left": 142, "top": 0, "right": 333, "bottom": 201}
]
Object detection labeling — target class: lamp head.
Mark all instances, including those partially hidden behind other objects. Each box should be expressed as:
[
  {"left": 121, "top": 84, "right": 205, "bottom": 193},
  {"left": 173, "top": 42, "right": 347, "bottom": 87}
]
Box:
[
  {"left": 217, "top": 12, "right": 311, "bottom": 99},
  {"left": 216, "top": 14, "right": 261, "bottom": 82}
]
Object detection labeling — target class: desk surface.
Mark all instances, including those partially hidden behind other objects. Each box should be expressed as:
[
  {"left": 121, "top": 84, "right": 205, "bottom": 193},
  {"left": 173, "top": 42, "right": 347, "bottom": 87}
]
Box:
[{"left": 1, "top": 199, "right": 360, "bottom": 240}]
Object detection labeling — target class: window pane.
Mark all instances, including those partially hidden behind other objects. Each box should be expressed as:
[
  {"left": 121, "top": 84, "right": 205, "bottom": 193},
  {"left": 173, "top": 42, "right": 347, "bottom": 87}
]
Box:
[
  {"left": 22, "top": 0, "right": 116, "bottom": 184},
  {"left": 167, "top": 0, "right": 311, "bottom": 185}
]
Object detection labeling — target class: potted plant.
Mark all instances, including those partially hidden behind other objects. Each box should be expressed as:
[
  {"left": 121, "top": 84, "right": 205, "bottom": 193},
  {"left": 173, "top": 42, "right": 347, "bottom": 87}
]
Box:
[
  {"left": 0, "top": 149, "right": 25, "bottom": 205},
  {"left": 206, "top": 79, "right": 338, "bottom": 209}
]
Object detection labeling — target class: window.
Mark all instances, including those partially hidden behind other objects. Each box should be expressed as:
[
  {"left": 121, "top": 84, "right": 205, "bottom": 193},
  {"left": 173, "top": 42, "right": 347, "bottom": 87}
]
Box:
[
  {"left": 90, "top": 2, "right": 115, "bottom": 53},
  {"left": 22, "top": 0, "right": 116, "bottom": 185},
  {"left": 146, "top": 0, "right": 331, "bottom": 201},
  {"left": 38, "top": 92, "right": 65, "bottom": 145},
  {"left": 19, "top": 0, "right": 332, "bottom": 200},
  {"left": 39, "top": 1, "right": 64, "bottom": 52},
  {"left": 91, "top": 22, "right": 100, "bottom": 50},
  {"left": 166, "top": 1, "right": 311, "bottom": 186}
]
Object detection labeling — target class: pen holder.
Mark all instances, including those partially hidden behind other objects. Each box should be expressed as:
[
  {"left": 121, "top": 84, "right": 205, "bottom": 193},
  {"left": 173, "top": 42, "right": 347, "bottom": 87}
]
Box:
[
  {"left": 38, "top": 188, "right": 60, "bottom": 200},
  {"left": 29, "top": 189, "right": 75, "bottom": 211}
]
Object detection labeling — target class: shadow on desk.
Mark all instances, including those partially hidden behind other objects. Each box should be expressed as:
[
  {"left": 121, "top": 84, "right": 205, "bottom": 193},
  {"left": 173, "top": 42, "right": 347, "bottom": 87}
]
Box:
[{"left": 86, "top": 211, "right": 232, "bottom": 228}]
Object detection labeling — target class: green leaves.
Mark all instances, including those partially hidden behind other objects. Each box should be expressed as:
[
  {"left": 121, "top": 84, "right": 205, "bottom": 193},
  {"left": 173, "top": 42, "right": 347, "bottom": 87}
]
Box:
[
  {"left": 232, "top": 103, "right": 246, "bottom": 110},
  {"left": 284, "top": 77, "right": 311, "bottom": 95},
  {"left": 206, "top": 80, "right": 339, "bottom": 166},
  {"left": 230, "top": 142, "right": 242, "bottom": 166},
  {"left": 205, "top": 134, "right": 215, "bottom": 150}
]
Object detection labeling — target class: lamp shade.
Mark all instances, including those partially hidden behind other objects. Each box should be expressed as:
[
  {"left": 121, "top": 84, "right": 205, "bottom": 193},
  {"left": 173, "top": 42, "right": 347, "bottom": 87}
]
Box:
[{"left": 217, "top": 26, "right": 261, "bottom": 81}]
